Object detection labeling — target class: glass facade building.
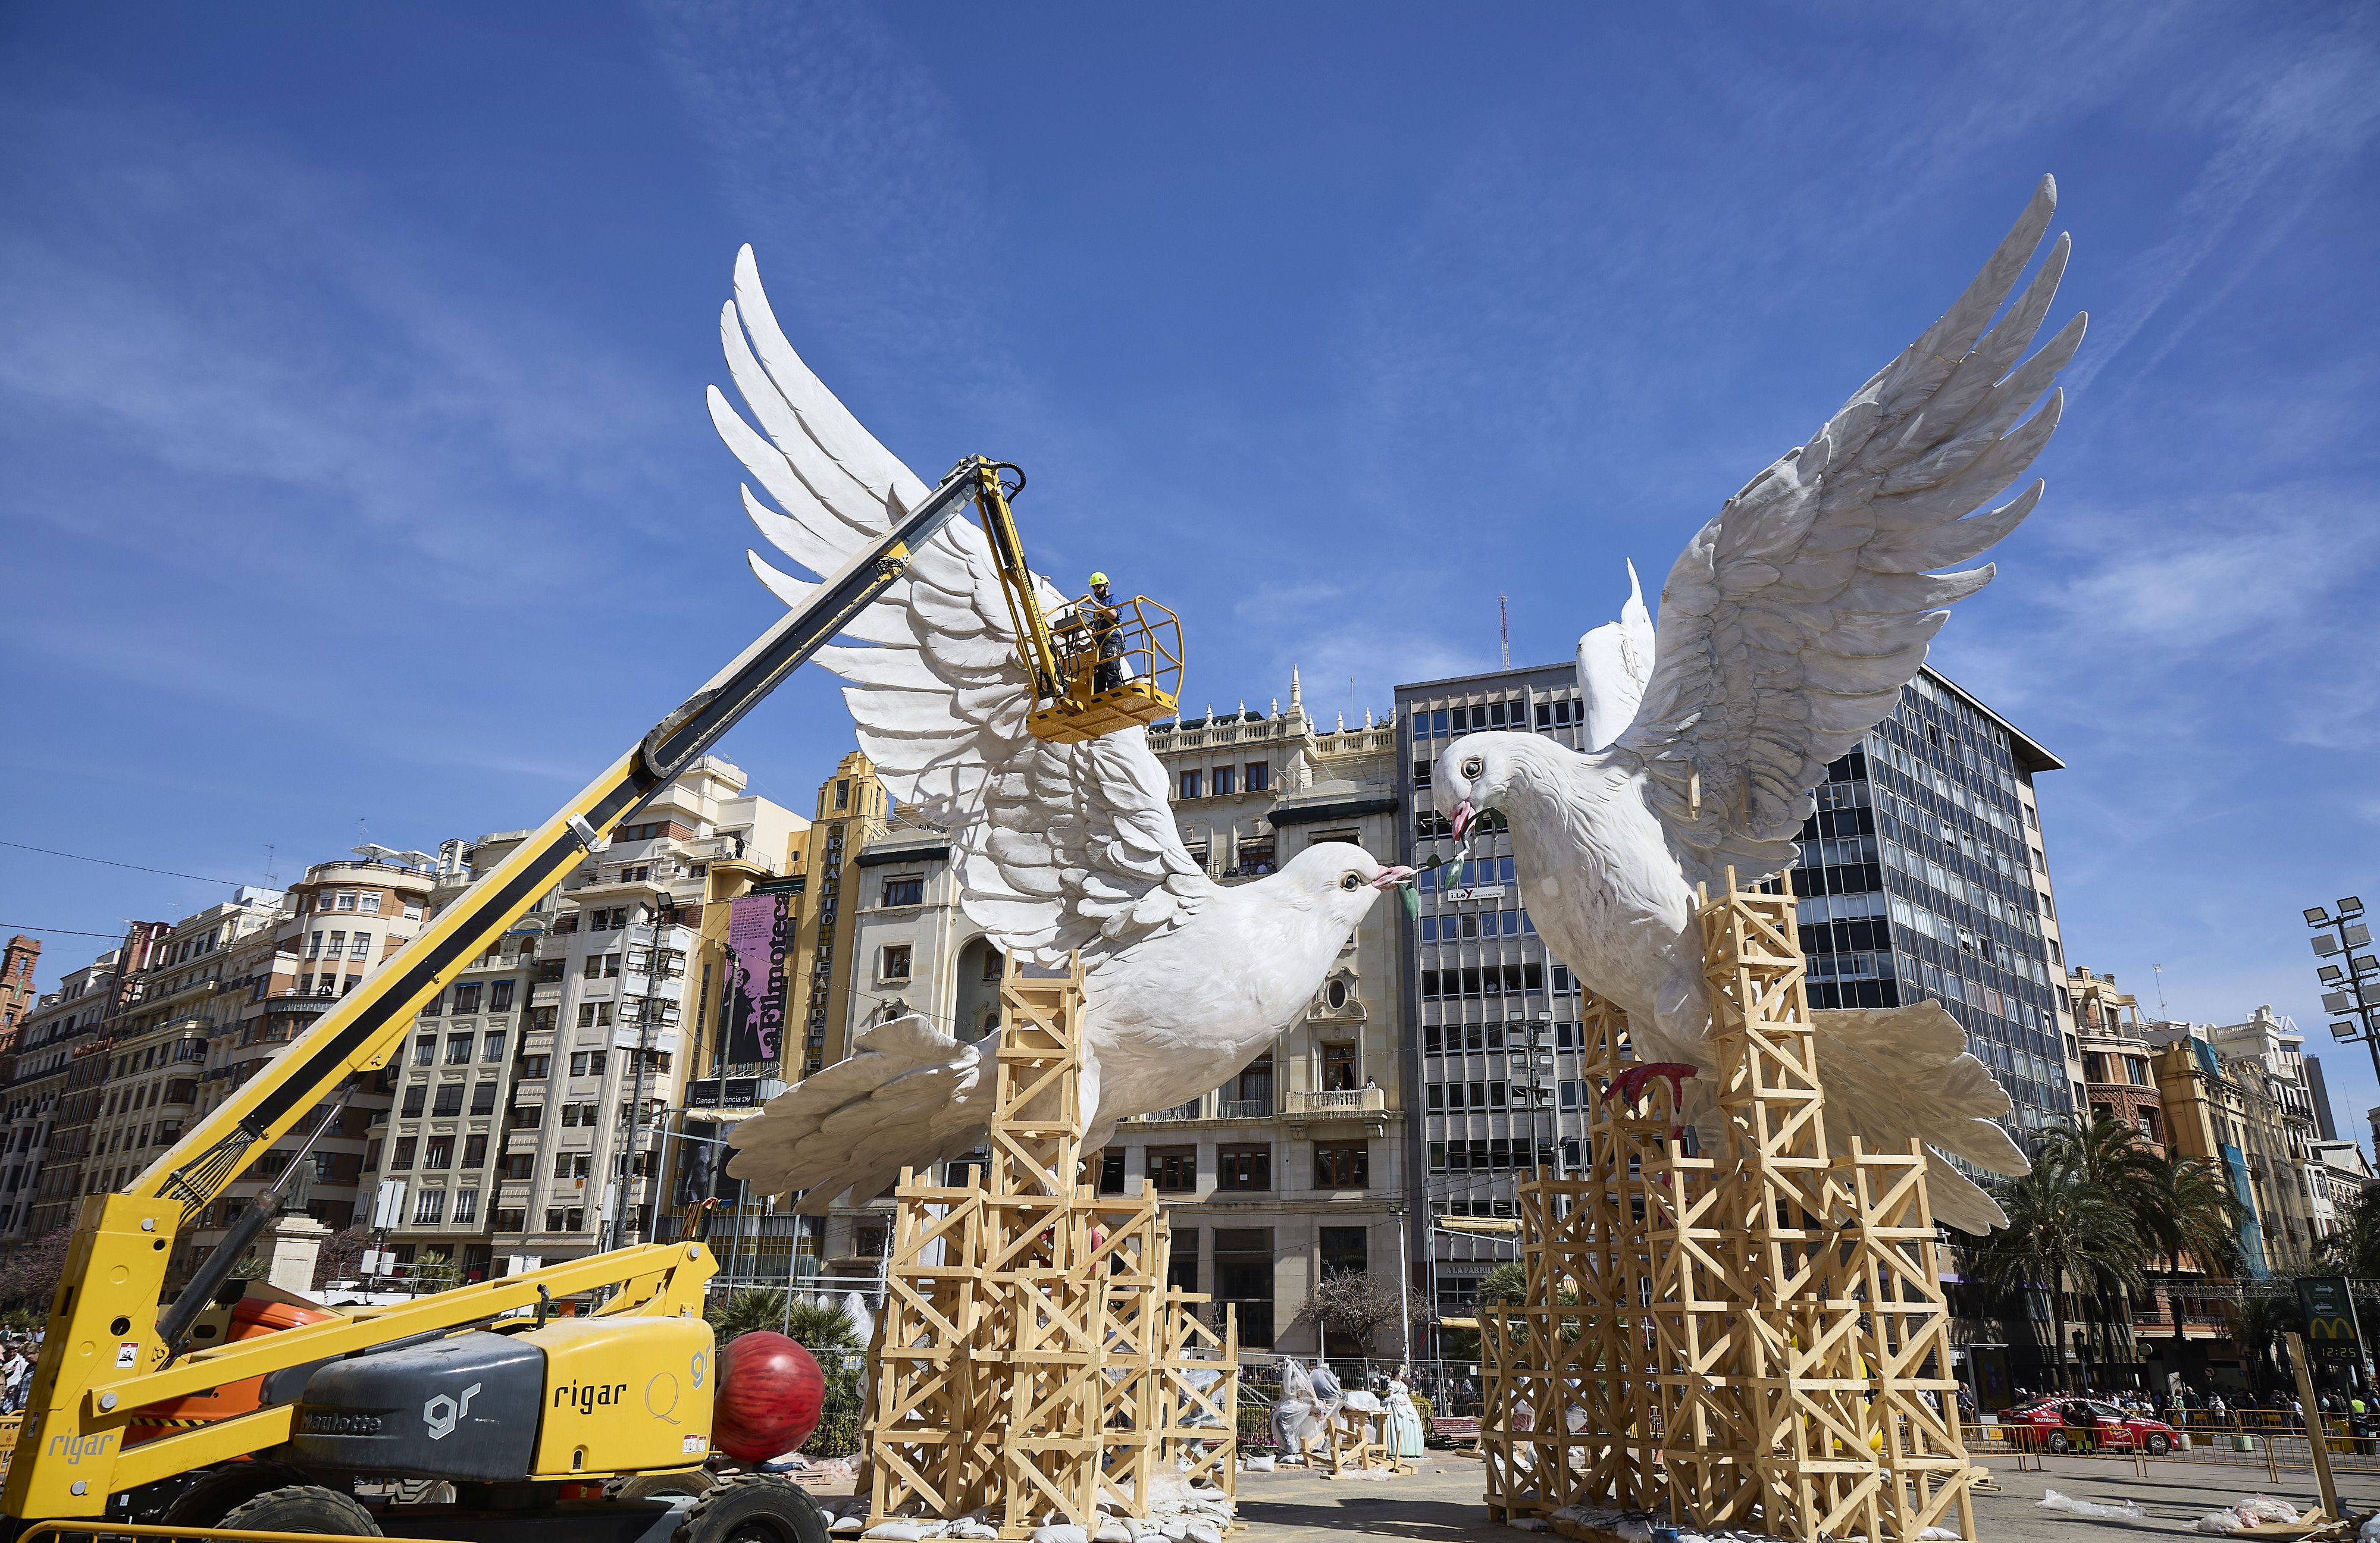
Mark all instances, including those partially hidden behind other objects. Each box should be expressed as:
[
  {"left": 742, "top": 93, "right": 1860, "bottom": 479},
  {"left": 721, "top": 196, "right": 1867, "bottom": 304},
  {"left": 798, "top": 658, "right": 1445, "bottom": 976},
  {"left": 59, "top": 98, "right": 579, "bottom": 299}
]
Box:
[
  {"left": 1803, "top": 668, "right": 2075, "bottom": 1129},
  {"left": 1395, "top": 662, "right": 1591, "bottom": 1324},
  {"left": 1395, "top": 660, "right": 2072, "bottom": 1331}
]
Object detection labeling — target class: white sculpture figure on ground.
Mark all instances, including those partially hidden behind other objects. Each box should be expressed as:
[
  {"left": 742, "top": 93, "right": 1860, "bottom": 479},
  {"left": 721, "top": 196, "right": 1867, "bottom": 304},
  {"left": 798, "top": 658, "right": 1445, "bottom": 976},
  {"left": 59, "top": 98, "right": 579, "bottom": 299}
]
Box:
[
  {"left": 1271, "top": 1359, "right": 1322, "bottom": 1461},
  {"left": 703, "top": 247, "right": 1413, "bottom": 1206},
  {"left": 1308, "top": 1359, "right": 1346, "bottom": 1440},
  {"left": 1385, "top": 1376, "right": 1424, "bottom": 1459},
  {"left": 841, "top": 1290, "right": 875, "bottom": 1351},
  {"left": 1433, "top": 177, "right": 2085, "bottom": 1233}
]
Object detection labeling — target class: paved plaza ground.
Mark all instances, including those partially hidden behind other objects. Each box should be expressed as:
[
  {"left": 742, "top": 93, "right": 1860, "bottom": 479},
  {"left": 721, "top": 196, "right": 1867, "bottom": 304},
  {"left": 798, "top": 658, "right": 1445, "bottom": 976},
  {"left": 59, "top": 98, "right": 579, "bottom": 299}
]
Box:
[{"left": 1220, "top": 1450, "right": 2380, "bottom": 1542}]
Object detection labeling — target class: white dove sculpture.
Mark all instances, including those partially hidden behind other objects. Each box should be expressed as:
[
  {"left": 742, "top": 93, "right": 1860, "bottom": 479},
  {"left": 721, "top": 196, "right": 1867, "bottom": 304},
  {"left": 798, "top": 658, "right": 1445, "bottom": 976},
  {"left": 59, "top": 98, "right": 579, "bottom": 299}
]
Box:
[
  {"left": 1433, "top": 177, "right": 2085, "bottom": 1233},
  {"left": 703, "top": 247, "right": 1413, "bottom": 1208}
]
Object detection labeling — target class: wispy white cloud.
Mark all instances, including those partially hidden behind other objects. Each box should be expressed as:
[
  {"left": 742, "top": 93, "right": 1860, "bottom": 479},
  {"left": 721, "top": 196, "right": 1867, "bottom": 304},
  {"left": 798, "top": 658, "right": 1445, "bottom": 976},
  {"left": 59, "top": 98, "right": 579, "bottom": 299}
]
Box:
[{"left": 2063, "top": 24, "right": 2380, "bottom": 398}]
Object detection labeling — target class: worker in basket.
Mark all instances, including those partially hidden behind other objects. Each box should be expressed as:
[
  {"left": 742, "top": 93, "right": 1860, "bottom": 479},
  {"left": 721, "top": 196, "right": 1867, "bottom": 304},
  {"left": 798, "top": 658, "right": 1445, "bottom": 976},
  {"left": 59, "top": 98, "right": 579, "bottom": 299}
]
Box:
[{"left": 1086, "top": 572, "right": 1126, "bottom": 692}]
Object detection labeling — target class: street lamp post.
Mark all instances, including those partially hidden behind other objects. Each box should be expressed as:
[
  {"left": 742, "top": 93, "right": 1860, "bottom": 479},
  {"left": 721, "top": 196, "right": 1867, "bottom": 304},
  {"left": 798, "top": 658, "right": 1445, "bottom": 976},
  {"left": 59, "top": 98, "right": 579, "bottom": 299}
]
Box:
[{"left": 2304, "top": 897, "right": 2380, "bottom": 1088}]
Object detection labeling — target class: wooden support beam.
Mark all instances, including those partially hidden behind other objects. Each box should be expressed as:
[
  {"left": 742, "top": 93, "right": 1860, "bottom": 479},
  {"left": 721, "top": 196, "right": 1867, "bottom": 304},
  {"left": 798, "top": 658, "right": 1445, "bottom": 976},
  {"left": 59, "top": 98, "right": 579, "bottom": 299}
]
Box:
[
  {"left": 1481, "top": 876, "right": 1978, "bottom": 1543},
  {"left": 866, "top": 958, "right": 1239, "bottom": 1537}
]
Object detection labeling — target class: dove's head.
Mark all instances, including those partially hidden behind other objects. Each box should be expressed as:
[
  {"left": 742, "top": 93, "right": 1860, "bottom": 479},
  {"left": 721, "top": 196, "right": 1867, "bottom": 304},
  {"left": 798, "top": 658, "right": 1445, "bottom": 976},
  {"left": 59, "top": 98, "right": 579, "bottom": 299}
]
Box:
[
  {"left": 1272, "top": 841, "right": 1414, "bottom": 927},
  {"left": 1434, "top": 732, "right": 1536, "bottom": 840}
]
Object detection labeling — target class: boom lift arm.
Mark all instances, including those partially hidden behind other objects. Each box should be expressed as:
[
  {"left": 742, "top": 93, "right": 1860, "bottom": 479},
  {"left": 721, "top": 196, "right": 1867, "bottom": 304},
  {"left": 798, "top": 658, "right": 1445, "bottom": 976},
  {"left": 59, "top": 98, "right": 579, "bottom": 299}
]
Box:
[{"left": 2, "top": 459, "right": 1006, "bottom": 1523}]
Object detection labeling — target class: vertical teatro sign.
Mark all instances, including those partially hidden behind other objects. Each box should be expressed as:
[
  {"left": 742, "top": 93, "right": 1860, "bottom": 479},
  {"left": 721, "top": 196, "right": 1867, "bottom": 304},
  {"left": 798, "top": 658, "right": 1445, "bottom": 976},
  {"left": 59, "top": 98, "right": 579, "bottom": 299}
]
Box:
[{"left": 722, "top": 892, "right": 793, "bottom": 1069}]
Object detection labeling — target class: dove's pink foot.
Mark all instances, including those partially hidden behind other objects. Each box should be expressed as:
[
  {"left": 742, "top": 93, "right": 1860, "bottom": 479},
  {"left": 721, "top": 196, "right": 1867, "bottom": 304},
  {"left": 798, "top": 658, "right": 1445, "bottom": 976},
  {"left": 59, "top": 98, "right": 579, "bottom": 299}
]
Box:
[{"left": 1602, "top": 1062, "right": 1698, "bottom": 1111}]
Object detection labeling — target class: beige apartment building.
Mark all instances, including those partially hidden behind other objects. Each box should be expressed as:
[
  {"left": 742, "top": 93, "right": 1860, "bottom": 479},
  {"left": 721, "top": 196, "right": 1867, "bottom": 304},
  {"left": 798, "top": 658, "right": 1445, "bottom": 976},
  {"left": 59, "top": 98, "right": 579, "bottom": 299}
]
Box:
[
  {"left": 366, "top": 757, "right": 804, "bottom": 1284},
  {"left": 83, "top": 893, "right": 290, "bottom": 1209},
  {"left": 0, "top": 952, "right": 119, "bottom": 1242},
  {"left": 2070, "top": 967, "right": 2163, "bottom": 1145}
]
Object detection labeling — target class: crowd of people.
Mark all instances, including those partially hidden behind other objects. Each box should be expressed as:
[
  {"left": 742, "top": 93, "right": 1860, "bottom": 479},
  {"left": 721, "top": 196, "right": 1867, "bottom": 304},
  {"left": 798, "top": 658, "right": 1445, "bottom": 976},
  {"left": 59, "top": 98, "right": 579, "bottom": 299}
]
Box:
[
  {"left": 2000, "top": 1379, "right": 2380, "bottom": 1445},
  {"left": 0, "top": 1331, "right": 39, "bottom": 1413}
]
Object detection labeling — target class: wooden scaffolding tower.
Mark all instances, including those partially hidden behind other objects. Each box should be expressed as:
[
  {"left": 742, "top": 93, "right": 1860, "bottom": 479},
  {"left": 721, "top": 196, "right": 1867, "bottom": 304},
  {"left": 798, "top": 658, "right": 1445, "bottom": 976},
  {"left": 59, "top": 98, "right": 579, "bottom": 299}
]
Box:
[
  {"left": 866, "top": 958, "right": 1238, "bottom": 1537},
  {"left": 1482, "top": 874, "right": 1979, "bottom": 1543}
]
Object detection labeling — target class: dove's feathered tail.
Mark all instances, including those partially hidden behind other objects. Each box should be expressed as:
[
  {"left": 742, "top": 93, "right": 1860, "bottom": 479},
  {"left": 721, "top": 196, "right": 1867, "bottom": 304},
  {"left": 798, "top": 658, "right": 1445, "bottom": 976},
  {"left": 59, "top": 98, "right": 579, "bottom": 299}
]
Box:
[
  {"left": 726, "top": 1016, "right": 993, "bottom": 1213},
  {"left": 1679, "top": 999, "right": 2023, "bottom": 1234},
  {"left": 1810, "top": 1001, "right": 2028, "bottom": 1234}
]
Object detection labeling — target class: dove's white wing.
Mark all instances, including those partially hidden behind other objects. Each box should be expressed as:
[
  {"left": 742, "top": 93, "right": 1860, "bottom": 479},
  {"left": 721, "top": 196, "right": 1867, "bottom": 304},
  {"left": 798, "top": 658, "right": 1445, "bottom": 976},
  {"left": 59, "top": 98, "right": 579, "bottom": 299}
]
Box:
[
  {"left": 1576, "top": 559, "right": 1655, "bottom": 752},
  {"left": 1609, "top": 175, "right": 2084, "bottom": 882},
  {"left": 728, "top": 1014, "right": 988, "bottom": 1210},
  {"left": 713, "top": 245, "right": 1220, "bottom": 967}
]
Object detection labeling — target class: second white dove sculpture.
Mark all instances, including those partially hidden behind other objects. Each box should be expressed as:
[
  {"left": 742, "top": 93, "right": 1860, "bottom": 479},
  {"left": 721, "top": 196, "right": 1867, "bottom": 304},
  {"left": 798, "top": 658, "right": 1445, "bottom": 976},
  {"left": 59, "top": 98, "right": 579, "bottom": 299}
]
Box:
[
  {"left": 704, "top": 248, "right": 1412, "bottom": 1208},
  {"left": 1435, "top": 177, "right": 2086, "bottom": 1232}
]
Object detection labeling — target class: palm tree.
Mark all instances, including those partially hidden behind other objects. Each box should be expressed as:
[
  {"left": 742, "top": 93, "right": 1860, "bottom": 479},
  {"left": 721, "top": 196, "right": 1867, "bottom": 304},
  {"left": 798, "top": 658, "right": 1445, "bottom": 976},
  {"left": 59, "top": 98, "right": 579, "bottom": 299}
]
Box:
[
  {"left": 784, "top": 1300, "right": 861, "bottom": 1350},
  {"left": 1974, "top": 1160, "right": 2144, "bottom": 1391},
  {"left": 2033, "top": 1115, "right": 2161, "bottom": 1378},
  {"left": 706, "top": 1290, "right": 862, "bottom": 1348},
  {"left": 2225, "top": 1288, "right": 2303, "bottom": 1398},
  {"left": 2130, "top": 1153, "right": 2246, "bottom": 1365}
]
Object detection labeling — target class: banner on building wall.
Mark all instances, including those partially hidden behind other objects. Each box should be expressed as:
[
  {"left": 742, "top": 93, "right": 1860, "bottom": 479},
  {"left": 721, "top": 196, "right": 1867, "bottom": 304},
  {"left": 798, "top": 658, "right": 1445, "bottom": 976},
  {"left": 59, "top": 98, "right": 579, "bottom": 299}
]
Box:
[
  {"left": 721, "top": 892, "right": 793, "bottom": 1067},
  {"left": 677, "top": 1118, "right": 733, "bottom": 1206}
]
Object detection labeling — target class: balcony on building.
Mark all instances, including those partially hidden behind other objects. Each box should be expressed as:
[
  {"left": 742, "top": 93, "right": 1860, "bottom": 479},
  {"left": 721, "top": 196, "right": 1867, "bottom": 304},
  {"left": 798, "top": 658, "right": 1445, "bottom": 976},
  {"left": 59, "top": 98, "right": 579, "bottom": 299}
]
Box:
[{"left": 1286, "top": 1087, "right": 1389, "bottom": 1117}]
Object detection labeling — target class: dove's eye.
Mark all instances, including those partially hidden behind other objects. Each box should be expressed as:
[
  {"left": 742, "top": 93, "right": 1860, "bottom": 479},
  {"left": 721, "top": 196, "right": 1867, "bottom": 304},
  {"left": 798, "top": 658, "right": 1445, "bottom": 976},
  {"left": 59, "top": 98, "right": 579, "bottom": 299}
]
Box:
[
  {"left": 1340, "top": 873, "right": 1361, "bottom": 892},
  {"left": 1460, "top": 757, "right": 1484, "bottom": 779}
]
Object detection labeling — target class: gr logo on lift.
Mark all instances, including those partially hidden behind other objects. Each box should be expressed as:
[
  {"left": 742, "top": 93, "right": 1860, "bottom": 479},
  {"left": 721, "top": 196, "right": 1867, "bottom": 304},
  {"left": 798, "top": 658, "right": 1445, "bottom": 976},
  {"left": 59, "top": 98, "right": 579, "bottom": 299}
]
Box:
[{"left": 424, "top": 1381, "right": 483, "bottom": 1441}]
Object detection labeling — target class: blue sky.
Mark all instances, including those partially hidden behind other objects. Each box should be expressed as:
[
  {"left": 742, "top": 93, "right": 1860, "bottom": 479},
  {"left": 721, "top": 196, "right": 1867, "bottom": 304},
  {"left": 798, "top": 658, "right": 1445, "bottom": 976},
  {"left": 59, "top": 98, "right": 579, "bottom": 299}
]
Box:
[{"left": 4, "top": 5, "right": 2378, "bottom": 1134}]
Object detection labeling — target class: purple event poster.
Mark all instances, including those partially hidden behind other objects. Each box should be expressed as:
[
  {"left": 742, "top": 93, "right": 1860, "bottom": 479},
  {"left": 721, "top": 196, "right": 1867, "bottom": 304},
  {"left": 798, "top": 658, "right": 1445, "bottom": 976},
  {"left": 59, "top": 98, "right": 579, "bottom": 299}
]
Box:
[{"left": 721, "top": 892, "right": 791, "bottom": 1067}]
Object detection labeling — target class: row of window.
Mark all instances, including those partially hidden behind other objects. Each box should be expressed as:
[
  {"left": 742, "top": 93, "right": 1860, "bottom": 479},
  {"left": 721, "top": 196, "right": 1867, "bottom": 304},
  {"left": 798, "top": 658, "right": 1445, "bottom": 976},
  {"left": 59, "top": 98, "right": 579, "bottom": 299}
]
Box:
[
  {"left": 400, "top": 1083, "right": 499, "bottom": 1118},
  {"left": 305, "top": 931, "right": 377, "bottom": 961},
  {"left": 1095, "top": 1141, "right": 1371, "bottom": 1193},
  {"left": 1176, "top": 762, "right": 1273, "bottom": 801},
  {"left": 421, "top": 981, "right": 517, "bottom": 1017},
  {"left": 1428, "top": 1138, "right": 1557, "bottom": 1172},
  {"left": 388, "top": 1133, "right": 490, "bottom": 1170},
  {"left": 1408, "top": 696, "right": 1577, "bottom": 739},
  {"left": 414, "top": 1030, "right": 509, "bottom": 1066},
  {"left": 1420, "top": 908, "right": 1533, "bottom": 942},
  {"left": 1418, "top": 962, "right": 1565, "bottom": 999}
]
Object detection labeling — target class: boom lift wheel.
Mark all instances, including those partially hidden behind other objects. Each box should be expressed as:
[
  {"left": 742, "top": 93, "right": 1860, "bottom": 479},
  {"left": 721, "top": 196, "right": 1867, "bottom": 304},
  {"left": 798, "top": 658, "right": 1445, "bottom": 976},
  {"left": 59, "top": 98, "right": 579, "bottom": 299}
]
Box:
[
  {"left": 217, "top": 1482, "right": 383, "bottom": 1537},
  {"left": 156, "top": 1460, "right": 320, "bottom": 1528},
  {"left": 671, "top": 1472, "right": 827, "bottom": 1543}
]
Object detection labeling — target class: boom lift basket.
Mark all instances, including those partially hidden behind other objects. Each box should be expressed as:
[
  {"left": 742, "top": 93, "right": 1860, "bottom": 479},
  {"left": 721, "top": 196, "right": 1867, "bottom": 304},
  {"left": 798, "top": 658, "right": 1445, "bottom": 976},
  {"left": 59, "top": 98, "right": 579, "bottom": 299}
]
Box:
[{"left": 1032, "top": 592, "right": 1183, "bottom": 744}]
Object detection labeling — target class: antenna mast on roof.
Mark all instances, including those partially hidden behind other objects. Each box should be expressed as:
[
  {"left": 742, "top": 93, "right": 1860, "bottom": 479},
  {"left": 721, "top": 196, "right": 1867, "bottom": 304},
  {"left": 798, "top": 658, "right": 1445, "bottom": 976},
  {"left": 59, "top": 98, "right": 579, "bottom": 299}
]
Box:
[{"left": 1499, "top": 595, "right": 1510, "bottom": 670}]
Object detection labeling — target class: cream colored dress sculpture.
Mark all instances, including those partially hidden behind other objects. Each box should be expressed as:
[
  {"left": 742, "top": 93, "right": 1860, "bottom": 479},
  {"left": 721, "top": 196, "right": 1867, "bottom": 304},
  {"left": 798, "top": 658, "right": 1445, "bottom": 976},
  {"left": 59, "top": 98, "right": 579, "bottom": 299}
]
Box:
[
  {"left": 1435, "top": 177, "right": 2085, "bottom": 1232},
  {"left": 702, "top": 249, "right": 1413, "bottom": 1208}
]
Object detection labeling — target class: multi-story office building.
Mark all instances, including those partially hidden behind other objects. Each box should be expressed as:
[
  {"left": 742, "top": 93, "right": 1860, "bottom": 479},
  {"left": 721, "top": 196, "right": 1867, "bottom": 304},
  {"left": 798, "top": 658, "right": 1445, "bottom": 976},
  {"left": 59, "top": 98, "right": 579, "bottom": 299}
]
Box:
[
  {"left": 0, "top": 936, "right": 39, "bottom": 1051},
  {"left": 1395, "top": 662, "right": 1591, "bottom": 1326},
  {"left": 1398, "top": 662, "right": 2073, "bottom": 1324},
  {"left": 823, "top": 678, "right": 1413, "bottom": 1353},
  {"left": 0, "top": 951, "right": 118, "bottom": 1241},
  {"left": 2071, "top": 967, "right": 2162, "bottom": 1145}
]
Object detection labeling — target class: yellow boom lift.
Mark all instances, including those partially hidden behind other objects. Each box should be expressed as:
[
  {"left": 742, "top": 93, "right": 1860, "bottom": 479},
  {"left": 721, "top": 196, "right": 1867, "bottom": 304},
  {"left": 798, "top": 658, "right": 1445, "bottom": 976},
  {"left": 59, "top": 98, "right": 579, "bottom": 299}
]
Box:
[
  {"left": 0, "top": 459, "right": 1147, "bottom": 1543},
  {"left": 970, "top": 462, "right": 1182, "bottom": 744}
]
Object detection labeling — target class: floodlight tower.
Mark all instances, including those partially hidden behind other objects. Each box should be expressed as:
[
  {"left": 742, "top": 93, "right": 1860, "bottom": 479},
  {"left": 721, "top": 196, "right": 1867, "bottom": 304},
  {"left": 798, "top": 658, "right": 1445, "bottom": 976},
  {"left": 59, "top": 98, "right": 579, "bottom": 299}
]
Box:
[{"left": 2305, "top": 896, "right": 2380, "bottom": 1086}]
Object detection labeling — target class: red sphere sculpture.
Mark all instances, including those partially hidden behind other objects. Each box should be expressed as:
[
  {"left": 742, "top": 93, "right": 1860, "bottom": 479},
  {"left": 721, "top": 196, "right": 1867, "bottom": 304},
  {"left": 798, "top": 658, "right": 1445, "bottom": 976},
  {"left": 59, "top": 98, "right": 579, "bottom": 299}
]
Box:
[{"left": 712, "top": 1331, "right": 826, "bottom": 1460}]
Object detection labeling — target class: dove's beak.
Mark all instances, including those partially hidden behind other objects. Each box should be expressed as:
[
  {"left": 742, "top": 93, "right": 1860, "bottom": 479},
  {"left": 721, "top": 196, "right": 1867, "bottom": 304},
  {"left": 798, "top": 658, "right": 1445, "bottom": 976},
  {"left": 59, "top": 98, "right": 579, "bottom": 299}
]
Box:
[
  {"left": 1449, "top": 801, "right": 1474, "bottom": 841},
  {"left": 1370, "top": 865, "right": 1416, "bottom": 890}
]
